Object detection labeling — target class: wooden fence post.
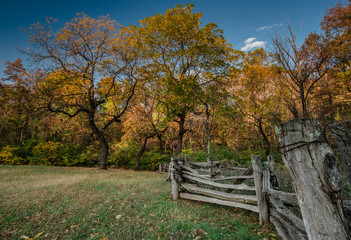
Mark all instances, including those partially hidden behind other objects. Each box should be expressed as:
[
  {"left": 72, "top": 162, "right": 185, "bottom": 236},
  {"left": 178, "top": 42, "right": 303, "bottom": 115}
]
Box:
[
  {"left": 330, "top": 120, "right": 351, "bottom": 187},
  {"left": 251, "top": 155, "right": 269, "bottom": 226},
  {"left": 170, "top": 157, "right": 179, "bottom": 201},
  {"left": 276, "top": 118, "right": 351, "bottom": 240}
]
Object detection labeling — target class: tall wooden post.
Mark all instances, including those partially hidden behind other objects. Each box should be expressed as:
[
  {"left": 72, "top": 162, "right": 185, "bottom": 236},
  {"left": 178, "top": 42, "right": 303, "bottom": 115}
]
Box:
[
  {"left": 170, "top": 157, "right": 179, "bottom": 201},
  {"left": 251, "top": 155, "right": 269, "bottom": 226},
  {"left": 276, "top": 118, "right": 350, "bottom": 240},
  {"left": 330, "top": 120, "right": 351, "bottom": 187}
]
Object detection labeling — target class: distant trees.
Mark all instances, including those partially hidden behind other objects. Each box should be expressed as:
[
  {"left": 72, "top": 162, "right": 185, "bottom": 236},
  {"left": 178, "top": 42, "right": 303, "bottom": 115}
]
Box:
[{"left": 233, "top": 49, "right": 284, "bottom": 156}]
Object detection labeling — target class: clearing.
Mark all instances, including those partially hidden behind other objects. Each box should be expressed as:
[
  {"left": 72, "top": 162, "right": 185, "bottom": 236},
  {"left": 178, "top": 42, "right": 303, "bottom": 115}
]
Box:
[{"left": 0, "top": 166, "right": 278, "bottom": 239}]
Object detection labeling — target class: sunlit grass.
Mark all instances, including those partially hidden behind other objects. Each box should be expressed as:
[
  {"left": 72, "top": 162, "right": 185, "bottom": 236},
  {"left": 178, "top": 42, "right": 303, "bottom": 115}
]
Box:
[{"left": 0, "top": 166, "right": 279, "bottom": 239}]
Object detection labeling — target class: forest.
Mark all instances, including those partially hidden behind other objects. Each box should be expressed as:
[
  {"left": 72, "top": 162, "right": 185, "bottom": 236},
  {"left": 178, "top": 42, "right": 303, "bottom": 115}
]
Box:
[{"left": 0, "top": 2, "right": 350, "bottom": 171}]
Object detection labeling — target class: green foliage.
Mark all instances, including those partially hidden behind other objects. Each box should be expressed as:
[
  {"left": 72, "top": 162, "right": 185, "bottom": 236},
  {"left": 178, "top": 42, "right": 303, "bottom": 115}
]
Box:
[
  {"left": 29, "top": 141, "right": 63, "bottom": 166},
  {"left": 0, "top": 141, "right": 99, "bottom": 167},
  {"left": 182, "top": 148, "right": 207, "bottom": 162},
  {"left": 139, "top": 151, "right": 170, "bottom": 170},
  {"left": 74, "top": 147, "right": 99, "bottom": 167},
  {"left": 210, "top": 145, "right": 238, "bottom": 162},
  {"left": 0, "top": 145, "right": 24, "bottom": 165},
  {"left": 237, "top": 147, "right": 283, "bottom": 167},
  {"left": 108, "top": 141, "right": 139, "bottom": 168},
  {"left": 182, "top": 145, "right": 239, "bottom": 164}
]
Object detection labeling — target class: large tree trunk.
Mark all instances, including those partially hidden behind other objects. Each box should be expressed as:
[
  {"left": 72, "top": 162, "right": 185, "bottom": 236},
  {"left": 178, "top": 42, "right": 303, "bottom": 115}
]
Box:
[
  {"left": 176, "top": 115, "right": 186, "bottom": 156},
  {"left": 275, "top": 118, "right": 350, "bottom": 240},
  {"left": 99, "top": 138, "right": 109, "bottom": 170},
  {"left": 330, "top": 120, "right": 351, "bottom": 187},
  {"left": 157, "top": 135, "right": 164, "bottom": 154},
  {"left": 88, "top": 113, "right": 109, "bottom": 170}
]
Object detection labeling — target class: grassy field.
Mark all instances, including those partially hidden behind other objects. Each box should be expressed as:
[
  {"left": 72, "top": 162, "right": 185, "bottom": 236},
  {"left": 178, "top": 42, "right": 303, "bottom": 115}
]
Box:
[{"left": 0, "top": 166, "right": 279, "bottom": 239}]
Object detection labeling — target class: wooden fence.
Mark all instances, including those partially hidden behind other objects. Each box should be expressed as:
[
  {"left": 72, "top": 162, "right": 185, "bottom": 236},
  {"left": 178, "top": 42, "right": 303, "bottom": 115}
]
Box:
[
  {"left": 170, "top": 155, "right": 307, "bottom": 239},
  {"left": 169, "top": 154, "right": 351, "bottom": 240},
  {"left": 261, "top": 156, "right": 308, "bottom": 240},
  {"left": 169, "top": 156, "right": 258, "bottom": 213}
]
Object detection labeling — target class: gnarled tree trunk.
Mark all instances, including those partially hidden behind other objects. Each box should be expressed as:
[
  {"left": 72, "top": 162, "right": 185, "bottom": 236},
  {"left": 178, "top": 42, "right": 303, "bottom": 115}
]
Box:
[
  {"left": 89, "top": 113, "right": 109, "bottom": 170},
  {"left": 275, "top": 118, "right": 350, "bottom": 240}
]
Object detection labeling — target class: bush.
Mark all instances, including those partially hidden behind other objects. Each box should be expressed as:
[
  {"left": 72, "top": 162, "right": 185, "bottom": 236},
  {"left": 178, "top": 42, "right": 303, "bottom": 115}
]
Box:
[
  {"left": 139, "top": 151, "right": 170, "bottom": 170},
  {"left": 0, "top": 145, "right": 24, "bottom": 165},
  {"left": 182, "top": 145, "right": 239, "bottom": 165},
  {"left": 181, "top": 148, "right": 207, "bottom": 162},
  {"left": 74, "top": 147, "right": 99, "bottom": 167},
  {"left": 0, "top": 140, "right": 101, "bottom": 167},
  {"left": 237, "top": 147, "right": 283, "bottom": 167},
  {"left": 29, "top": 141, "right": 64, "bottom": 165},
  {"left": 108, "top": 141, "right": 139, "bottom": 168}
]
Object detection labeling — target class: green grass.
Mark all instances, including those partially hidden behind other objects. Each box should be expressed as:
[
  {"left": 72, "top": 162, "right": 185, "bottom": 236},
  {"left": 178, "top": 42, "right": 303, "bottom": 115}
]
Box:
[{"left": 0, "top": 166, "right": 279, "bottom": 239}]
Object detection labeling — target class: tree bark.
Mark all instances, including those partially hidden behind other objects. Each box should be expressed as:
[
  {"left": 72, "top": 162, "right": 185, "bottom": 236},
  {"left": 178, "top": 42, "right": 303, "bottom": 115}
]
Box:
[
  {"left": 275, "top": 118, "right": 350, "bottom": 240},
  {"left": 330, "top": 120, "right": 351, "bottom": 187},
  {"left": 157, "top": 135, "right": 164, "bottom": 154},
  {"left": 176, "top": 115, "right": 186, "bottom": 156},
  {"left": 135, "top": 135, "right": 154, "bottom": 170},
  {"left": 88, "top": 112, "right": 109, "bottom": 170}
]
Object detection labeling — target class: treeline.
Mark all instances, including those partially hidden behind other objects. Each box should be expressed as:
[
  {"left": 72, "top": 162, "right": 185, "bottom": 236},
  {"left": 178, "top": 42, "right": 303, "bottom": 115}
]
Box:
[{"left": 0, "top": 3, "right": 350, "bottom": 169}]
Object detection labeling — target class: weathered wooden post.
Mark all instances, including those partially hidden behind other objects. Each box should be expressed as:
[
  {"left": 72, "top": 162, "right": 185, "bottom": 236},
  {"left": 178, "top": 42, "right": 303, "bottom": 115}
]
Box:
[
  {"left": 276, "top": 118, "right": 350, "bottom": 240},
  {"left": 251, "top": 155, "right": 269, "bottom": 226},
  {"left": 170, "top": 157, "right": 179, "bottom": 200},
  {"left": 330, "top": 120, "right": 351, "bottom": 187}
]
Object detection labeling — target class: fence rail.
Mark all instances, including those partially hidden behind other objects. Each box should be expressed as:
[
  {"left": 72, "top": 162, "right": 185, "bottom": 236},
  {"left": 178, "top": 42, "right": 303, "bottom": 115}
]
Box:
[
  {"left": 169, "top": 154, "right": 351, "bottom": 240},
  {"left": 170, "top": 157, "right": 258, "bottom": 214}
]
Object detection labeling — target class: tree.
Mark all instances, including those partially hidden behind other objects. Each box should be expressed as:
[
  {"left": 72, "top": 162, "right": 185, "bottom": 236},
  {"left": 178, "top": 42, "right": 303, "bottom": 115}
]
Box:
[
  {"left": 233, "top": 49, "right": 284, "bottom": 156},
  {"left": 321, "top": 0, "right": 351, "bottom": 70},
  {"left": 25, "top": 13, "right": 140, "bottom": 169},
  {"left": 272, "top": 25, "right": 332, "bottom": 118},
  {"left": 0, "top": 59, "right": 41, "bottom": 145},
  {"left": 136, "top": 4, "right": 233, "bottom": 156},
  {"left": 122, "top": 87, "right": 169, "bottom": 170}
]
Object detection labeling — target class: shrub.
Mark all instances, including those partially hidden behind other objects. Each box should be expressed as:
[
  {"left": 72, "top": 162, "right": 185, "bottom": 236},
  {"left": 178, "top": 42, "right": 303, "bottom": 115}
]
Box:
[
  {"left": 29, "top": 141, "right": 63, "bottom": 166},
  {"left": 181, "top": 148, "right": 207, "bottom": 162},
  {"left": 0, "top": 145, "right": 24, "bottom": 165},
  {"left": 139, "top": 151, "right": 170, "bottom": 170},
  {"left": 74, "top": 147, "right": 99, "bottom": 167},
  {"left": 108, "top": 141, "right": 139, "bottom": 168}
]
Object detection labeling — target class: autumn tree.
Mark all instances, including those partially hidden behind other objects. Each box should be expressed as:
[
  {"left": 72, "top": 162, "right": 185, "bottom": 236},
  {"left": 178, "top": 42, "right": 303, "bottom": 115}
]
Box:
[
  {"left": 272, "top": 25, "right": 332, "bottom": 118},
  {"left": 232, "top": 49, "right": 285, "bottom": 156},
  {"left": 25, "top": 13, "right": 140, "bottom": 169},
  {"left": 136, "top": 4, "right": 233, "bottom": 156},
  {"left": 193, "top": 72, "right": 230, "bottom": 162},
  {"left": 0, "top": 59, "right": 43, "bottom": 146},
  {"left": 318, "top": 1, "right": 351, "bottom": 121},
  {"left": 122, "top": 87, "right": 169, "bottom": 170},
  {"left": 322, "top": 0, "right": 351, "bottom": 70}
]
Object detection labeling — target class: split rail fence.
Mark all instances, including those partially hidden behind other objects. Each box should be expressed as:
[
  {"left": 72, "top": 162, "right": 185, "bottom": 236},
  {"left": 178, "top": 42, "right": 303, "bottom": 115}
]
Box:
[{"left": 169, "top": 155, "right": 327, "bottom": 240}]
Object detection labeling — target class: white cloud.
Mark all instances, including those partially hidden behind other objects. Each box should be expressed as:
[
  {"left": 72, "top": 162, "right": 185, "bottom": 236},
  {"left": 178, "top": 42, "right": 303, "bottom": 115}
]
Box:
[
  {"left": 257, "top": 23, "right": 283, "bottom": 31},
  {"left": 241, "top": 38, "right": 267, "bottom": 51}
]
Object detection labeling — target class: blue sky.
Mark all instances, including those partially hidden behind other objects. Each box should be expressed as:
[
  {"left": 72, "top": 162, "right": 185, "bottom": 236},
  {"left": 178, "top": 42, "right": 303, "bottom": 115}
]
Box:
[{"left": 0, "top": 0, "right": 344, "bottom": 77}]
